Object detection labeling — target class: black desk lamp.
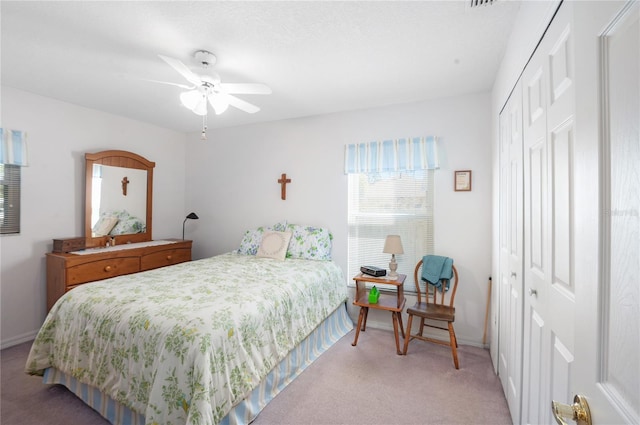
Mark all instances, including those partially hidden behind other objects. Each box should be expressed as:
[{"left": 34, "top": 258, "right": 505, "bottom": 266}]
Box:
[{"left": 182, "top": 212, "right": 199, "bottom": 240}]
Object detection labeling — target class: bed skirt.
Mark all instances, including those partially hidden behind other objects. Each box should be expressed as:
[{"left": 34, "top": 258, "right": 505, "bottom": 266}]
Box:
[{"left": 43, "top": 302, "right": 353, "bottom": 425}]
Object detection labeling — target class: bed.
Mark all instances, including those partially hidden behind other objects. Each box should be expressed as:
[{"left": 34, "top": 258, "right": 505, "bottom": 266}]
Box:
[{"left": 26, "top": 224, "right": 352, "bottom": 425}]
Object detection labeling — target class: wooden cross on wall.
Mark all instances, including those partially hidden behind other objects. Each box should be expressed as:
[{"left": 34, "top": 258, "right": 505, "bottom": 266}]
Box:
[
  {"left": 121, "top": 176, "right": 130, "bottom": 196},
  {"left": 278, "top": 173, "right": 291, "bottom": 200}
]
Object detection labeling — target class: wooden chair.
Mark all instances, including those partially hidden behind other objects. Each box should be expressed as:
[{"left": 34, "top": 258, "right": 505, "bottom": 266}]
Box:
[{"left": 402, "top": 259, "right": 460, "bottom": 369}]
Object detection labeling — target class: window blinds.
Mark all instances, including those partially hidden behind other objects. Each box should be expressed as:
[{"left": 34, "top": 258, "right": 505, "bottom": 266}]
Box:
[
  {"left": 0, "top": 164, "right": 21, "bottom": 234},
  {"left": 347, "top": 170, "right": 434, "bottom": 292},
  {"left": 345, "top": 136, "right": 438, "bottom": 291}
]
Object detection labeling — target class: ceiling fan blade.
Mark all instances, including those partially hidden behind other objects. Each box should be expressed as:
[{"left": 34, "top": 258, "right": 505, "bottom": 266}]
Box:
[
  {"left": 219, "top": 83, "right": 272, "bottom": 95},
  {"left": 158, "top": 54, "right": 202, "bottom": 86},
  {"left": 225, "top": 94, "right": 260, "bottom": 114},
  {"left": 143, "top": 78, "right": 195, "bottom": 90},
  {"left": 208, "top": 94, "right": 229, "bottom": 115}
]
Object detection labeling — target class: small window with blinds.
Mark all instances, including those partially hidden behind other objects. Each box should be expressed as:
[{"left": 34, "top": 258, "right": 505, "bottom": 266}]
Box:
[
  {"left": 347, "top": 170, "right": 434, "bottom": 292},
  {"left": 1, "top": 164, "right": 21, "bottom": 234}
]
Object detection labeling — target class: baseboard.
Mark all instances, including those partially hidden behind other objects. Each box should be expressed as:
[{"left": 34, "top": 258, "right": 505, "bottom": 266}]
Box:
[{"left": 1, "top": 330, "right": 37, "bottom": 350}]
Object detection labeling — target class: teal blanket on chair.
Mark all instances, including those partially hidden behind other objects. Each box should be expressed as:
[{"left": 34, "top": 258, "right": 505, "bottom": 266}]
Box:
[{"left": 421, "top": 255, "right": 453, "bottom": 291}]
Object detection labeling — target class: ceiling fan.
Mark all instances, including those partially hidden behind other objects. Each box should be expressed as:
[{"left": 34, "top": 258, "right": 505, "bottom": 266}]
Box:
[{"left": 157, "top": 50, "right": 272, "bottom": 117}]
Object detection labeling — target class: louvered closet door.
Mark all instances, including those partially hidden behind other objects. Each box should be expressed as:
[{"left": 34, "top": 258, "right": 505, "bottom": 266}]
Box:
[
  {"left": 521, "top": 2, "right": 577, "bottom": 423},
  {"left": 498, "top": 80, "right": 523, "bottom": 425}
]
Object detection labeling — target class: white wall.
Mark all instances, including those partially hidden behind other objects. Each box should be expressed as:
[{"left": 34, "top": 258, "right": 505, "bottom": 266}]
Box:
[
  {"left": 185, "top": 91, "right": 494, "bottom": 346},
  {"left": 489, "top": 1, "right": 561, "bottom": 366},
  {"left": 0, "top": 87, "right": 187, "bottom": 348},
  {"left": 96, "top": 165, "right": 147, "bottom": 224},
  {"left": 0, "top": 87, "right": 494, "bottom": 349}
]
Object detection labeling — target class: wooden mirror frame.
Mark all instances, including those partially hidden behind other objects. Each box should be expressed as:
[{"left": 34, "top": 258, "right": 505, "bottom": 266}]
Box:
[{"left": 84, "top": 150, "right": 155, "bottom": 248}]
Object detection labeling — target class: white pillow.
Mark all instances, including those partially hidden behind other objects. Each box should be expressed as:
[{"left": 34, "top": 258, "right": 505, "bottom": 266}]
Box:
[
  {"left": 256, "top": 231, "right": 292, "bottom": 261},
  {"left": 93, "top": 216, "right": 119, "bottom": 236}
]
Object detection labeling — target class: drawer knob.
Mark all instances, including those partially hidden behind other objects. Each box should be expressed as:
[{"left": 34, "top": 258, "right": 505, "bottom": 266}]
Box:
[
  {"left": 166, "top": 255, "right": 173, "bottom": 261},
  {"left": 104, "top": 265, "right": 112, "bottom": 272}
]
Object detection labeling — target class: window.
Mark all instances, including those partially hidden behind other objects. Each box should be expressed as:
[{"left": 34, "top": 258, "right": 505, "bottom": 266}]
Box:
[
  {"left": 348, "top": 170, "right": 434, "bottom": 291},
  {"left": 0, "top": 164, "right": 21, "bottom": 234}
]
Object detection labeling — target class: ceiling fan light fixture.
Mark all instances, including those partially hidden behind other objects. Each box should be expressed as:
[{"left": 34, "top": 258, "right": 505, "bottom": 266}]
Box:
[
  {"left": 180, "top": 90, "right": 202, "bottom": 110},
  {"left": 209, "top": 95, "right": 229, "bottom": 115},
  {"left": 193, "top": 97, "right": 208, "bottom": 116}
]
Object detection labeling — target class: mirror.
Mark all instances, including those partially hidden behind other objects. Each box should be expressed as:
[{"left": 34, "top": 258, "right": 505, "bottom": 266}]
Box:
[{"left": 84, "top": 150, "right": 155, "bottom": 248}]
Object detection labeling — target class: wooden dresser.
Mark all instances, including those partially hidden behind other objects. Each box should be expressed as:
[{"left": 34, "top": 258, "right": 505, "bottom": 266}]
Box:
[{"left": 46, "top": 239, "right": 192, "bottom": 311}]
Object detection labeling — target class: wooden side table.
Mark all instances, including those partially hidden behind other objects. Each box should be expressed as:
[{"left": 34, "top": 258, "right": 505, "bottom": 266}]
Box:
[{"left": 351, "top": 273, "right": 406, "bottom": 355}]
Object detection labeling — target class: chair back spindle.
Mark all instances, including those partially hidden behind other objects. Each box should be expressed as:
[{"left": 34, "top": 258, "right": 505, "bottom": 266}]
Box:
[{"left": 413, "top": 260, "right": 458, "bottom": 308}]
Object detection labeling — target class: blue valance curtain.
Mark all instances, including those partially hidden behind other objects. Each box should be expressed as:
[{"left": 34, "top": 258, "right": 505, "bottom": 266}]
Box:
[
  {"left": 0, "top": 128, "right": 29, "bottom": 166},
  {"left": 344, "top": 136, "right": 438, "bottom": 174}
]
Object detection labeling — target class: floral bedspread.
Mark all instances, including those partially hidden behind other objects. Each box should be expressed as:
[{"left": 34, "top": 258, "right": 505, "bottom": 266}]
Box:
[{"left": 26, "top": 253, "right": 348, "bottom": 425}]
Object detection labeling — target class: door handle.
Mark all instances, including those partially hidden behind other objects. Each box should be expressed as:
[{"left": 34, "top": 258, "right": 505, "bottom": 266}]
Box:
[
  {"left": 529, "top": 288, "right": 537, "bottom": 296},
  {"left": 511, "top": 272, "right": 517, "bottom": 278},
  {"left": 552, "top": 394, "right": 591, "bottom": 425}
]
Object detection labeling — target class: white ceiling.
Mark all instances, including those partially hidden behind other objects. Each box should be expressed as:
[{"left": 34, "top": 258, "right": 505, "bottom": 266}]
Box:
[{"left": 1, "top": 1, "right": 521, "bottom": 132}]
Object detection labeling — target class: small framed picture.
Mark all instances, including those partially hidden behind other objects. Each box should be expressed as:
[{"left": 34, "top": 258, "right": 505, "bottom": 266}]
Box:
[{"left": 454, "top": 170, "right": 472, "bottom": 191}]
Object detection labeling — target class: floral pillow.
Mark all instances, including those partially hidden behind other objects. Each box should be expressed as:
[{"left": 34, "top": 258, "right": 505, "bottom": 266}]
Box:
[
  {"left": 285, "top": 224, "right": 332, "bottom": 260},
  {"left": 236, "top": 221, "right": 288, "bottom": 255},
  {"left": 110, "top": 214, "right": 146, "bottom": 235},
  {"left": 98, "top": 210, "right": 146, "bottom": 235}
]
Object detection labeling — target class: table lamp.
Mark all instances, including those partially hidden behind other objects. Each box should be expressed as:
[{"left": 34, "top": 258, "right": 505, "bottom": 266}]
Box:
[
  {"left": 182, "top": 212, "right": 199, "bottom": 239},
  {"left": 383, "top": 235, "right": 404, "bottom": 278}
]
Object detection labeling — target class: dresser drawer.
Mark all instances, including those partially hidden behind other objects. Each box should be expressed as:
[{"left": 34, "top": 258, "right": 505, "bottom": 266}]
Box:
[
  {"left": 47, "top": 240, "right": 192, "bottom": 312},
  {"left": 140, "top": 248, "right": 191, "bottom": 271},
  {"left": 67, "top": 257, "right": 140, "bottom": 285}
]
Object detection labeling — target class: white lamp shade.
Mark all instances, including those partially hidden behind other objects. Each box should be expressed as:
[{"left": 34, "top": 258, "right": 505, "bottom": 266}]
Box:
[
  {"left": 192, "top": 97, "right": 208, "bottom": 116},
  {"left": 383, "top": 235, "right": 404, "bottom": 254},
  {"left": 180, "top": 91, "right": 208, "bottom": 116},
  {"left": 180, "top": 90, "right": 201, "bottom": 110},
  {"left": 208, "top": 94, "right": 229, "bottom": 115}
]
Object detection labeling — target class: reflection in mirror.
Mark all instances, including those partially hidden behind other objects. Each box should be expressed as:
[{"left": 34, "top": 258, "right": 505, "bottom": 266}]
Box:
[
  {"left": 85, "top": 150, "right": 155, "bottom": 248},
  {"left": 91, "top": 165, "right": 147, "bottom": 236}
]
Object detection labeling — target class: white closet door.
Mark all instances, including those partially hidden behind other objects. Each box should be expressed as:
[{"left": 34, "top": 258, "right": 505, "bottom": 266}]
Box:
[
  {"left": 498, "top": 80, "right": 524, "bottom": 425},
  {"left": 517, "top": 1, "right": 637, "bottom": 423},
  {"left": 497, "top": 1, "right": 637, "bottom": 422},
  {"left": 521, "top": 2, "right": 577, "bottom": 423},
  {"left": 572, "top": 1, "right": 639, "bottom": 423}
]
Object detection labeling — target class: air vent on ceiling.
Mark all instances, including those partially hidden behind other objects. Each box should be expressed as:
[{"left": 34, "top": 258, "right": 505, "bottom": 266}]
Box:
[{"left": 468, "top": 0, "right": 496, "bottom": 8}]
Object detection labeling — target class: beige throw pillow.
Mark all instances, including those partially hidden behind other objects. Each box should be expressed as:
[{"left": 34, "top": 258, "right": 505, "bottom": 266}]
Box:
[
  {"left": 93, "top": 216, "right": 119, "bottom": 236},
  {"left": 256, "top": 231, "right": 292, "bottom": 261}
]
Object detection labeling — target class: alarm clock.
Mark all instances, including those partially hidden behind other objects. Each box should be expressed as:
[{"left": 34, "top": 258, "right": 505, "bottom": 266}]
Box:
[{"left": 360, "top": 266, "right": 386, "bottom": 277}]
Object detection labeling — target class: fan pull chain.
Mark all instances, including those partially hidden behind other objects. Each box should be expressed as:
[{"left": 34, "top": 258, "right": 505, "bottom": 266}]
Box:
[{"left": 201, "top": 113, "right": 208, "bottom": 140}]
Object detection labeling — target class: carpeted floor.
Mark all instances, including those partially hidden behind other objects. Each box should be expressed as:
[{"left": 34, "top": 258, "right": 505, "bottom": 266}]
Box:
[{"left": 1, "top": 328, "right": 512, "bottom": 424}]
